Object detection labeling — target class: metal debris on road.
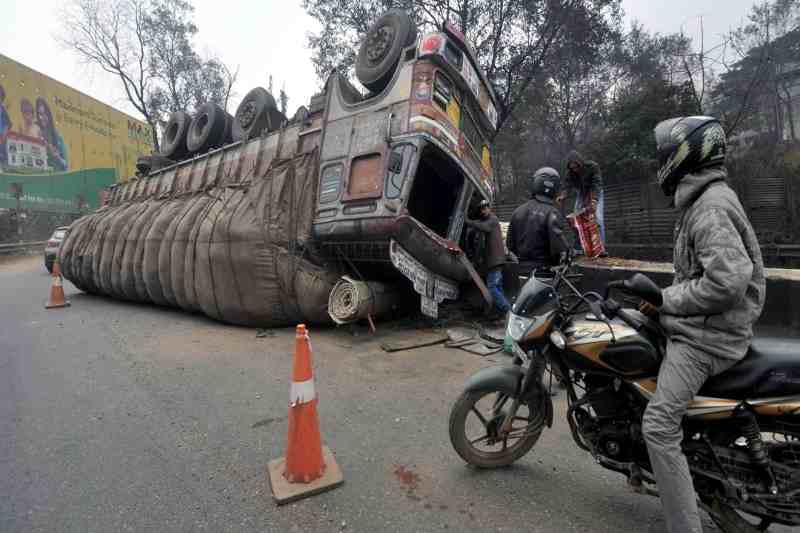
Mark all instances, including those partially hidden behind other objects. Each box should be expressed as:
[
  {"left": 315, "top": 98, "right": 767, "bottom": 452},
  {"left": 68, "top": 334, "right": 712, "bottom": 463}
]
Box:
[
  {"left": 380, "top": 331, "right": 449, "bottom": 352},
  {"left": 458, "top": 342, "right": 503, "bottom": 356}
]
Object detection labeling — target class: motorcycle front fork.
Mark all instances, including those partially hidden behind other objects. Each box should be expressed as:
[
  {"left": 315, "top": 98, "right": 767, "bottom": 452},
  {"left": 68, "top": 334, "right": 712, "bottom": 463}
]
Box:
[{"left": 498, "top": 347, "right": 549, "bottom": 435}]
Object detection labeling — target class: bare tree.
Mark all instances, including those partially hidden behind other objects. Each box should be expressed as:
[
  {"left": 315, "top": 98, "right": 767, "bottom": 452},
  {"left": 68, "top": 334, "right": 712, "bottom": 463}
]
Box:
[
  {"left": 220, "top": 63, "right": 240, "bottom": 112},
  {"left": 303, "top": 0, "right": 622, "bottom": 135},
  {"left": 713, "top": 0, "right": 800, "bottom": 138},
  {"left": 59, "top": 0, "right": 239, "bottom": 152},
  {"left": 59, "top": 0, "right": 159, "bottom": 149}
]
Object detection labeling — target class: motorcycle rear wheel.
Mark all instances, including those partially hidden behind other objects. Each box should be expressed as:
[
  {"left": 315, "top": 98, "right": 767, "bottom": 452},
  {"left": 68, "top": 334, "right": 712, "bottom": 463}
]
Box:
[{"left": 449, "top": 389, "right": 544, "bottom": 469}]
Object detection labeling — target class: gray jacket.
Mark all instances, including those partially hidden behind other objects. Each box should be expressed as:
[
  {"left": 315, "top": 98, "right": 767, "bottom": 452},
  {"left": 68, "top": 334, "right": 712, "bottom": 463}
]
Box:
[{"left": 660, "top": 167, "right": 765, "bottom": 361}]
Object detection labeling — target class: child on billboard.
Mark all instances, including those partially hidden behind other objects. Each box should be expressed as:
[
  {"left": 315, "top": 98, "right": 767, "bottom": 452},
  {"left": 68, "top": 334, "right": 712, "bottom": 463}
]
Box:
[
  {"left": 0, "top": 85, "right": 11, "bottom": 166},
  {"left": 35, "top": 97, "right": 68, "bottom": 172},
  {"left": 19, "top": 98, "right": 41, "bottom": 138}
]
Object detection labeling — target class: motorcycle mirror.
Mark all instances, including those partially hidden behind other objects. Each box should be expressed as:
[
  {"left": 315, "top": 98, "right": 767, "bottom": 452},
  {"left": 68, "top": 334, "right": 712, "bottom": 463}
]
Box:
[{"left": 622, "top": 273, "right": 663, "bottom": 307}]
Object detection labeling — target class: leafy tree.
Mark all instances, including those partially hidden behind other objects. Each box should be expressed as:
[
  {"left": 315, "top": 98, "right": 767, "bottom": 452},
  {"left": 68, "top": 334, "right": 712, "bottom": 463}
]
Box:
[
  {"left": 59, "top": 0, "right": 237, "bottom": 151},
  {"left": 598, "top": 27, "right": 697, "bottom": 168},
  {"left": 493, "top": 23, "right": 698, "bottom": 201},
  {"left": 713, "top": 0, "right": 800, "bottom": 138},
  {"left": 302, "top": 0, "right": 622, "bottom": 134}
]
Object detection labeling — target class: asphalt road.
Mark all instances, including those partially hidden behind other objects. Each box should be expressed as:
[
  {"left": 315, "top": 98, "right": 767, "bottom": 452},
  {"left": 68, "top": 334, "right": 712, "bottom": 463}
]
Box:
[{"left": 0, "top": 255, "right": 792, "bottom": 533}]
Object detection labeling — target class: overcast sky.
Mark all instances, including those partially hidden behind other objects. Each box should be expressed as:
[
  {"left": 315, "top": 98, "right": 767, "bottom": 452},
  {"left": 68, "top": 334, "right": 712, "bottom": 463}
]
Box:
[{"left": 0, "top": 0, "right": 759, "bottom": 122}]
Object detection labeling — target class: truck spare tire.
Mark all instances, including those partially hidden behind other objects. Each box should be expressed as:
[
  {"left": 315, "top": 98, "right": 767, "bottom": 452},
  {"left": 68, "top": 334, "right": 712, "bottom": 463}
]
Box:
[
  {"left": 160, "top": 110, "right": 191, "bottom": 160},
  {"left": 232, "top": 87, "right": 278, "bottom": 141},
  {"left": 356, "top": 9, "right": 417, "bottom": 93},
  {"left": 187, "top": 102, "right": 227, "bottom": 154}
]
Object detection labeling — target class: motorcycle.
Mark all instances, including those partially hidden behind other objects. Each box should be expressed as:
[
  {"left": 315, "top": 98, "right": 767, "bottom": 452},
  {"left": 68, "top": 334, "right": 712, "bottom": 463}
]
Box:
[{"left": 448, "top": 258, "right": 800, "bottom": 532}]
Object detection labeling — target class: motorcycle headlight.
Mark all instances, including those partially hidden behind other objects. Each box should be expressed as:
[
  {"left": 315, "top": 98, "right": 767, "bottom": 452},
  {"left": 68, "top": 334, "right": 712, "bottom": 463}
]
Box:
[
  {"left": 507, "top": 313, "right": 534, "bottom": 342},
  {"left": 549, "top": 330, "right": 566, "bottom": 350}
]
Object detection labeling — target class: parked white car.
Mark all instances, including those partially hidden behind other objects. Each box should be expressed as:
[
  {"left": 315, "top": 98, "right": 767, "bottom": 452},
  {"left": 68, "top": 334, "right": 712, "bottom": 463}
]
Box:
[{"left": 44, "top": 226, "right": 69, "bottom": 273}]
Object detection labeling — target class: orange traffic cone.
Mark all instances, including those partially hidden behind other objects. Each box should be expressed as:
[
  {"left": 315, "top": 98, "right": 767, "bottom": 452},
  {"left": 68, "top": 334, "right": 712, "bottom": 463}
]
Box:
[
  {"left": 267, "top": 325, "right": 343, "bottom": 504},
  {"left": 45, "top": 257, "right": 70, "bottom": 309}
]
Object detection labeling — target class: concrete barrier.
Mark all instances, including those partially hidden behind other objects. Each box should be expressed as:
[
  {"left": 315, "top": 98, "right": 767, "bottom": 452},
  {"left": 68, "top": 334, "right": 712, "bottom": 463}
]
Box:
[{"left": 574, "top": 259, "right": 800, "bottom": 331}]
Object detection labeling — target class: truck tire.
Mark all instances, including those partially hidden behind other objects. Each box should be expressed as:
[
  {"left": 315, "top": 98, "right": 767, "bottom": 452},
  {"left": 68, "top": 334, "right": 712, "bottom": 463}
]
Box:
[
  {"left": 232, "top": 87, "right": 278, "bottom": 142},
  {"left": 160, "top": 110, "right": 191, "bottom": 160},
  {"left": 356, "top": 9, "right": 417, "bottom": 93},
  {"left": 187, "top": 102, "right": 227, "bottom": 154}
]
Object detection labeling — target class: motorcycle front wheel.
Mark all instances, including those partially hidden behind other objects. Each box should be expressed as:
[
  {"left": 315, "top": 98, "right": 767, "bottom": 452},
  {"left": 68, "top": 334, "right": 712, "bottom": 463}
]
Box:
[{"left": 449, "top": 389, "right": 545, "bottom": 468}]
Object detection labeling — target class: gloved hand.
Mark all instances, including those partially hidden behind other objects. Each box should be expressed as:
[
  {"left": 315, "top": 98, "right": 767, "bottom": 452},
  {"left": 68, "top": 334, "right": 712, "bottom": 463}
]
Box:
[{"left": 639, "top": 301, "right": 659, "bottom": 317}]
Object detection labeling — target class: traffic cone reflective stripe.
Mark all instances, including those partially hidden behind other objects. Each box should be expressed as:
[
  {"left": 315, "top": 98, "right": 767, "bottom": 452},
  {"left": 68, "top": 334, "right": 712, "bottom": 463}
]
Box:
[
  {"left": 283, "top": 324, "right": 325, "bottom": 483},
  {"left": 289, "top": 378, "right": 316, "bottom": 407}
]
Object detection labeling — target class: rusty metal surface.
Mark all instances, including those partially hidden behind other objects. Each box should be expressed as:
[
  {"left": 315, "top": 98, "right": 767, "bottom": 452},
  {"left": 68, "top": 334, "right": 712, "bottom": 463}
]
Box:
[{"left": 347, "top": 154, "right": 383, "bottom": 197}]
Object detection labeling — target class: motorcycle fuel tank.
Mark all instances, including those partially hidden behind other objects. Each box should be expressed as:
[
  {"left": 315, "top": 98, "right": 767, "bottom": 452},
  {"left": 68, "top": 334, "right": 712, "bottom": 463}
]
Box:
[{"left": 563, "top": 318, "right": 660, "bottom": 378}]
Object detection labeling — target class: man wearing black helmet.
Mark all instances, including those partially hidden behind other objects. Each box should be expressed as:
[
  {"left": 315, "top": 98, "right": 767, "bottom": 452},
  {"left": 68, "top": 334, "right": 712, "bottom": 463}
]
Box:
[
  {"left": 465, "top": 199, "right": 511, "bottom": 315},
  {"left": 641, "top": 116, "right": 765, "bottom": 533},
  {"left": 507, "top": 167, "right": 571, "bottom": 271}
]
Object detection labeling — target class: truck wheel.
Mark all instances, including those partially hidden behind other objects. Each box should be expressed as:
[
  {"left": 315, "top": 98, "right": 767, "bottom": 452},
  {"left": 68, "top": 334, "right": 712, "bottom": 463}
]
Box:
[
  {"left": 160, "top": 110, "right": 191, "bottom": 160},
  {"left": 356, "top": 9, "right": 417, "bottom": 93},
  {"left": 187, "top": 102, "right": 227, "bottom": 154},
  {"left": 232, "top": 87, "right": 278, "bottom": 141}
]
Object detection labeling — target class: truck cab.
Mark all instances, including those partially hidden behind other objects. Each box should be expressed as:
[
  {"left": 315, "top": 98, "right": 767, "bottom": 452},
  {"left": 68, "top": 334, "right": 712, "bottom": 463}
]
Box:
[{"left": 312, "top": 20, "right": 499, "bottom": 317}]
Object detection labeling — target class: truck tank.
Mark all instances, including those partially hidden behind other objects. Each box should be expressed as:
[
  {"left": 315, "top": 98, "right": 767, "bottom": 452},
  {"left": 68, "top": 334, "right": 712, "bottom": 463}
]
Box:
[{"left": 59, "top": 121, "right": 340, "bottom": 327}]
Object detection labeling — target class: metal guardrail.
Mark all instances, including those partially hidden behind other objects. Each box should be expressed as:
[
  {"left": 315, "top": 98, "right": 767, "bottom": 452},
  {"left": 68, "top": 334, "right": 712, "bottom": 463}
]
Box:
[{"left": 0, "top": 241, "right": 47, "bottom": 255}]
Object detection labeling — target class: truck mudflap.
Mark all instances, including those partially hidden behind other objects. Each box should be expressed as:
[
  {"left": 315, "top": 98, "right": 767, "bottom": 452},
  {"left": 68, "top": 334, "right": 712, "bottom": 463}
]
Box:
[{"left": 389, "top": 239, "right": 458, "bottom": 318}]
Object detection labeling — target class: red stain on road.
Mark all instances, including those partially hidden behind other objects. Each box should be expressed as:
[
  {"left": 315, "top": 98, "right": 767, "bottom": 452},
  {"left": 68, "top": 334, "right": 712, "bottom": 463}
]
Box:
[{"left": 393, "top": 464, "right": 420, "bottom": 490}]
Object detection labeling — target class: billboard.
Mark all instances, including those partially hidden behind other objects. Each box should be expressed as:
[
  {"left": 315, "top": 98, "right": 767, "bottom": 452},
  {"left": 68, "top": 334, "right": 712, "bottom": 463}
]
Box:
[{"left": 0, "top": 54, "right": 153, "bottom": 213}]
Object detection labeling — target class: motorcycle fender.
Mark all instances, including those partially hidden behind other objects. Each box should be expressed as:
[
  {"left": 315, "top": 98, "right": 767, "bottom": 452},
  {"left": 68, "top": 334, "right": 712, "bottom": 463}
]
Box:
[{"left": 463, "top": 365, "right": 554, "bottom": 428}]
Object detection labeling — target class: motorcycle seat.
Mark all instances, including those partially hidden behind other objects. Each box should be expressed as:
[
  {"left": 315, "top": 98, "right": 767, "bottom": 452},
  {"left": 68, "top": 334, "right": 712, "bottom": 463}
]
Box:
[{"left": 699, "top": 337, "right": 800, "bottom": 400}]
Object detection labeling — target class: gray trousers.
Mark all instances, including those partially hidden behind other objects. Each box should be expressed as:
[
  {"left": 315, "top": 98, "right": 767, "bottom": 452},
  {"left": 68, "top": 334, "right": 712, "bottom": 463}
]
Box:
[{"left": 642, "top": 340, "right": 737, "bottom": 533}]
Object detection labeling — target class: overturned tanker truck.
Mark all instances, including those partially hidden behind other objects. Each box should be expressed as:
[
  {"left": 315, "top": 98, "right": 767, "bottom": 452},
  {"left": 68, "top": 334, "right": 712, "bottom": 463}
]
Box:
[{"left": 59, "top": 10, "right": 501, "bottom": 327}]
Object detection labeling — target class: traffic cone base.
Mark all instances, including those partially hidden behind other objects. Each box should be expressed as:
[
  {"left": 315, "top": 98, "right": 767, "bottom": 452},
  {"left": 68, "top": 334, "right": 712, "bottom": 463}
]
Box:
[{"left": 267, "top": 445, "right": 343, "bottom": 505}]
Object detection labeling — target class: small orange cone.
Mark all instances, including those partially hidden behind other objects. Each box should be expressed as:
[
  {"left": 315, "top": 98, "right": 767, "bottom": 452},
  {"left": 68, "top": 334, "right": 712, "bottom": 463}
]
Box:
[
  {"left": 267, "top": 325, "right": 343, "bottom": 504},
  {"left": 45, "top": 257, "right": 70, "bottom": 309}
]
